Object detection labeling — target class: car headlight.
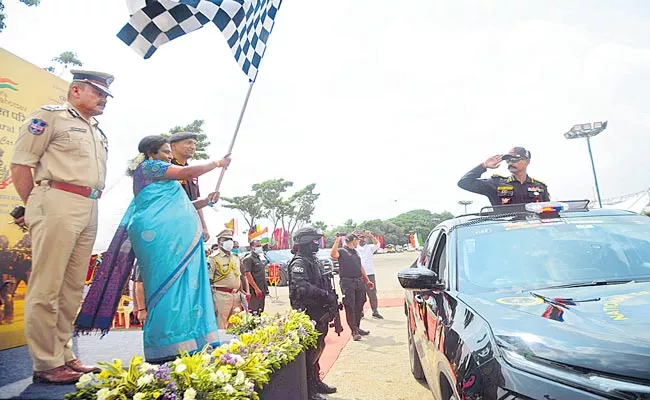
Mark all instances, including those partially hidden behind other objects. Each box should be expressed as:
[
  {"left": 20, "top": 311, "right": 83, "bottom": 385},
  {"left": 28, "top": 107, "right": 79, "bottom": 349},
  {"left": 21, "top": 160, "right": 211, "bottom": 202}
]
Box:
[{"left": 500, "top": 348, "right": 650, "bottom": 399}]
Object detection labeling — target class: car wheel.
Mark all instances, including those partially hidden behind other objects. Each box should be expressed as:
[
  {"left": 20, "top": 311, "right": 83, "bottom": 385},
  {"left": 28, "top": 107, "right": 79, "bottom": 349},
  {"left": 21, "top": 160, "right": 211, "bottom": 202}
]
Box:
[
  {"left": 408, "top": 317, "right": 425, "bottom": 380},
  {"left": 279, "top": 268, "right": 289, "bottom": 287}
]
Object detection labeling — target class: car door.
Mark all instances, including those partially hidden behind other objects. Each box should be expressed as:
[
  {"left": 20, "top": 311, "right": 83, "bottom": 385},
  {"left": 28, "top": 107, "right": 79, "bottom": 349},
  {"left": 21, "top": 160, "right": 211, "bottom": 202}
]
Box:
[
  {"left": 421, "top": 230, "right": 453, "bottom": 396},
  {"left": 410, "top": 229, "right": 443, "bottom": 383}
]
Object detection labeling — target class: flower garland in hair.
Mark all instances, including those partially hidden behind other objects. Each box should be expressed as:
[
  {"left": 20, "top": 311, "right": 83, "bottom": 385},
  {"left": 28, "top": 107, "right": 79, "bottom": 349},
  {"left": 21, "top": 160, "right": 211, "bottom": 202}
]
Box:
[{"left": 127, "top": 153, "right": 146, "bottom": 173}]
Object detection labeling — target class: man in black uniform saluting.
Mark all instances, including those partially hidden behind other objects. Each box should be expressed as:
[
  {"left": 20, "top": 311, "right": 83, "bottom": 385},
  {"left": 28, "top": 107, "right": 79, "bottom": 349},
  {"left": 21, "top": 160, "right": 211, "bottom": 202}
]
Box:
[
  {"left": 288, "top": 226, "right": 337, "bottom": 400},
  {"left": 458, "top": 147, "right": 550, "bottom": 206}
]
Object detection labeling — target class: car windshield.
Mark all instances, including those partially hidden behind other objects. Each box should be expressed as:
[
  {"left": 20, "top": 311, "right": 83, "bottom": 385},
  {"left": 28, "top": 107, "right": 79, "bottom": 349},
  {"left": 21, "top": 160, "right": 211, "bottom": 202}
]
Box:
[
  {"left": 265, "top": 250, "right": 293, "bottom": 263},
  {"left": 456, "top": 214, "right": 650, "bottom": 294},
  {"left": 316, "top": 249, "right": 332, "bottom": 259}
]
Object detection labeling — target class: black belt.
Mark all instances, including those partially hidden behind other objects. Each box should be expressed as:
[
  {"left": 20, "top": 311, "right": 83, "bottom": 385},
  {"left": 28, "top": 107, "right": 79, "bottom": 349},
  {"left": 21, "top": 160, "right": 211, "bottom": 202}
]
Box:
[{"left": 340, "top": 276, "right": 362, "bottom": 279}]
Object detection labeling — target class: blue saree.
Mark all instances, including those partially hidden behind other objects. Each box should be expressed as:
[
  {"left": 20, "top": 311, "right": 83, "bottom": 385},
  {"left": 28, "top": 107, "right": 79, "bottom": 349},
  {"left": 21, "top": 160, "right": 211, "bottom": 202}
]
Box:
[{"left": 75, "top": 159, "right": 219, "bottom": 362}]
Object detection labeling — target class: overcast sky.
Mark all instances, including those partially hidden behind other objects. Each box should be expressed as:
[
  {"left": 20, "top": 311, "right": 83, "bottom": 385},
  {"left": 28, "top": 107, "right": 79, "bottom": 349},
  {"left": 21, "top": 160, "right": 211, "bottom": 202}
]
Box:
[{"left": 2, "top": 0, "right": 650, "bottom": 249}]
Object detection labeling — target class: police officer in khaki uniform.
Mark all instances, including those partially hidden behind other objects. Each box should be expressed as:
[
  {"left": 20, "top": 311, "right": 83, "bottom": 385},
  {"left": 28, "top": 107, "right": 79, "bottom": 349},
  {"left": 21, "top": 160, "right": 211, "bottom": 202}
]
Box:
[
  {"left": 10, "top": 70, "right": 113, "bottom": 384},
  {"left": 207, "top": 229, "right": 243, "bottom": 328}
]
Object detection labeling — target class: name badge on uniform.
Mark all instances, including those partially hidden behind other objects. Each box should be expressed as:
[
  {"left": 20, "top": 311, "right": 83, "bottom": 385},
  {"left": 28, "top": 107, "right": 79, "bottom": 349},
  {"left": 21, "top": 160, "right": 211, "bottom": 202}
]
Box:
[
  {"left": 497, "top": 185, "right": 514, "bottom": 196},
  {"left": 70, "top": 127, "right": 87, "bottom": 133},
  {"left": 28, "top": 119, "right": 47, "bottom": 135}
]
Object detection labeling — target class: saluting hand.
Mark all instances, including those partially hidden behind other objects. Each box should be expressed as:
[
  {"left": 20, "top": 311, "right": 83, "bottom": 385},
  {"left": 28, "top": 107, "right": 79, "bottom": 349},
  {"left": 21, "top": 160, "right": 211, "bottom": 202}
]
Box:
[{"left": 483, "top": 154, "right": 503, "bottom": 169}]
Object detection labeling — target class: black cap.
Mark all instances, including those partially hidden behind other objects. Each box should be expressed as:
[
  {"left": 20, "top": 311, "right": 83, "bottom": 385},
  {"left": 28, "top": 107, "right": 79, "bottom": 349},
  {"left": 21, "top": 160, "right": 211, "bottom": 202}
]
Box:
[
  {"left": 169, "top": 131, "right": 199, "bottom": 143},
  {"left": 70, "top": 69, "right": 114, "bottom": 97},
  {"left": 293, "top": 226, "right": 323, "bottom": 245},
  {"left": 502, "top": 146, "right": 531, "bottom": 161}
]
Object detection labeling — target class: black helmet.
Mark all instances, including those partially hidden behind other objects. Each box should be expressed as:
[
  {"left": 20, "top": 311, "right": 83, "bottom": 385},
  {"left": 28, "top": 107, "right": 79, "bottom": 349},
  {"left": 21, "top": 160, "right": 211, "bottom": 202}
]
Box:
[{"left": 293, "top": 226, "right": 323, "bottom": 245}]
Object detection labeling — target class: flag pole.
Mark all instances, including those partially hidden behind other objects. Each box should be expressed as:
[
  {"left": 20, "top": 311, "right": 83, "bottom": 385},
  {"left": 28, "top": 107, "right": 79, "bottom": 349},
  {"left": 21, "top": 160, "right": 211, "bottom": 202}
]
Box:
[{"left": 214, "top": 81, "right": 255, "bottom": 192}]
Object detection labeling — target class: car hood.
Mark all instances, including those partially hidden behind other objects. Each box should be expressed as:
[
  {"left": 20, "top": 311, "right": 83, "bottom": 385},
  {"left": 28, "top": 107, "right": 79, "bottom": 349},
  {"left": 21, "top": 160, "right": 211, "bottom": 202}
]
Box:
[{"left": 459, "top": 281, "right": 650, "bottom": 381}]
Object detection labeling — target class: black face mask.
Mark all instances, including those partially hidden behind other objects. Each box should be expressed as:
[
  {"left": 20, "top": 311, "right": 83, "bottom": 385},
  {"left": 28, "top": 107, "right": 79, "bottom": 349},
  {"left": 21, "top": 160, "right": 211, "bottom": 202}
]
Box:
[{"left": 308, "top": 242, "right": 319, "bottom": 253}]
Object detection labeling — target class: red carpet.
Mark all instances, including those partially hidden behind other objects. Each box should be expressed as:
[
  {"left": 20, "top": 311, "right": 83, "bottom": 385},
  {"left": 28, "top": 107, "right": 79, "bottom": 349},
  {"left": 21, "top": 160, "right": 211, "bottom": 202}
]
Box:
[{"left": 319, "top": 297, "right": 403, "bottom": 378}]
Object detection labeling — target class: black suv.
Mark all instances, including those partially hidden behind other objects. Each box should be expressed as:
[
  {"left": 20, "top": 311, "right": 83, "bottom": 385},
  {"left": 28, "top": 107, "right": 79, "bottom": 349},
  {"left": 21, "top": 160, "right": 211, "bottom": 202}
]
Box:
[{"left": 399, "top": 201, "right": 650, "bottom": 400}]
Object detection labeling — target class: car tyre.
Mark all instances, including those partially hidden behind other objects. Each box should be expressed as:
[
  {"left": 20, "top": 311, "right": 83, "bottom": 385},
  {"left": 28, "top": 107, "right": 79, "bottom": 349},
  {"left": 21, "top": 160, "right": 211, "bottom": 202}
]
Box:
[
  {"left": 279, "top": 268, "right": 289, "bottom": 287},
  {"left": 408, "top": 317, "right": 425, "bottom": 381}
]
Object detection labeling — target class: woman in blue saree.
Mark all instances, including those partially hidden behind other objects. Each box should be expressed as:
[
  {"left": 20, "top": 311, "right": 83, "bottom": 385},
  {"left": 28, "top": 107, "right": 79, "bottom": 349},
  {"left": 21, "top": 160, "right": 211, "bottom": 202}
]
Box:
[{"left": 75, "top": 135, "right": 231, "bottom": 363}]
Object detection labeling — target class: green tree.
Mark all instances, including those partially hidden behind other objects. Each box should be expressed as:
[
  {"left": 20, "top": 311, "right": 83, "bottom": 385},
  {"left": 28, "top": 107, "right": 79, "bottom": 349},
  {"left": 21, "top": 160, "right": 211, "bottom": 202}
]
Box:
[
  {"left": 161, "top": 119, "right": 211, "bottom": 160},
  {"left": 252, "top": 178, "right": 294, "bottom": 244},
  {"left": 0, "top": 0, "right": 40, "bottom": 33},
  {"left": 281, "top": 184, "right": 320, "bottom": 244},
  {"left": 390, "top": 209, "right": 453, "bottom": 245},
  {"left": 221, "top": 195, "right": 264, "bottom": 233},
  {"left": 312, "top": 221, "right": 328, "bottom": 232},
  {"left": 44, "top": 51, "right": 83, "bottom": 75}
]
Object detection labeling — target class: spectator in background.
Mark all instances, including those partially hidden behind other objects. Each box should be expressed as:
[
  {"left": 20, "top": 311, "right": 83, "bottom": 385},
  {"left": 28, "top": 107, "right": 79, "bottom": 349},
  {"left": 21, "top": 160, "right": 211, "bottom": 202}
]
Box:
[
  {"left": 354, "top": 231, "right": 383, "bottom": 319},
  {"left": 242, "top": 240, "right": 268, "bottom": 313}
]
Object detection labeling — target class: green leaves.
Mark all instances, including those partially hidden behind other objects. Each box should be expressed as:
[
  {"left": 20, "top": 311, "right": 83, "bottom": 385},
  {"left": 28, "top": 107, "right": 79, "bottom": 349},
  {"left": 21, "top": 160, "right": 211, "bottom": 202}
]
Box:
[{"left": 161, "top": 120, "right": 211, "bottom": 160}]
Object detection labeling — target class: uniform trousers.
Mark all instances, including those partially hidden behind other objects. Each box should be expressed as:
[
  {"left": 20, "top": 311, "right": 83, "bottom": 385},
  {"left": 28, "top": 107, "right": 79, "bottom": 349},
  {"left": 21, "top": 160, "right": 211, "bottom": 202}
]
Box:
[
  {"left": 306, "top": 317, "right": 328, "bottom": 386},
  {"left": 212, "top": 289, "right": 242, "bottom": 329},
  {"left": 24, "top": 187, "right": 98, "bottom": 371},
  {"left": 340, "top": 276, "right": 367, "bottom": 332}
]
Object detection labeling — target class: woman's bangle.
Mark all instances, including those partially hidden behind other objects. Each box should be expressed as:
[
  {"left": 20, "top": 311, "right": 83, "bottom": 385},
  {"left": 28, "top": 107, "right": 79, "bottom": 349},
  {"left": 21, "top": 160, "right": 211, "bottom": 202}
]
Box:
[
  {"left": 215, "top": 160, "right": 221, "bottom": 168},
  {"left": 138, "top": 308, "right": 146, "bottom": 312}
]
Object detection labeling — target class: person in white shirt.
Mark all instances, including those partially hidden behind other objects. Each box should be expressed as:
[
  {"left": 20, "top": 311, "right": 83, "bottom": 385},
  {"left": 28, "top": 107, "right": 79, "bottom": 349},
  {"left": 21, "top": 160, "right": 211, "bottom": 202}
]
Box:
[{"left": 354, "top": 231, "right": 383, "bottom": 319}]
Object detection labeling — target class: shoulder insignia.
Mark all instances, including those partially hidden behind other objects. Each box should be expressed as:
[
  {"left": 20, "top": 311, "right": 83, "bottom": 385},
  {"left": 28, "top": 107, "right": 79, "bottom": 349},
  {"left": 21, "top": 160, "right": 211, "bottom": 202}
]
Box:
[
  {"left": 291, "top": 265, "right": 305, "bottom": 274},
  {"left": 41, "top": 104, "right": 67, "bottom": 112},
  {"left": 531, "top": 178, "right": 547, "bottom": 186},
  {"left": 491, "top": 174, "right": 506, "bottom": 179},
  {"left": 28, "top": 119, "right": 48, "bottom": 135}
]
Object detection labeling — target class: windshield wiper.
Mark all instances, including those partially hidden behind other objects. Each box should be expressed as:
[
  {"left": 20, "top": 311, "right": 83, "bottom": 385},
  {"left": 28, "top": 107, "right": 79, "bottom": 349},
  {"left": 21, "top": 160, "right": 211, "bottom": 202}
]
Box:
[
  {"left": 530, "top": 292, "right": 600, "bottom": 307},
  {"left": 534, "top": 279, "right": 637, "bottom": 290}
]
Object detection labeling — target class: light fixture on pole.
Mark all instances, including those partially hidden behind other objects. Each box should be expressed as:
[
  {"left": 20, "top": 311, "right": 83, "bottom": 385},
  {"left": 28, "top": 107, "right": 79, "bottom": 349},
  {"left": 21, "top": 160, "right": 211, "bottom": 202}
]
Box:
[
  {"left": 563, "top": 121, "right": 607, "bottom": 208},
  {"left": 458, "top": 200, "right": 473, "bottom": 214}
]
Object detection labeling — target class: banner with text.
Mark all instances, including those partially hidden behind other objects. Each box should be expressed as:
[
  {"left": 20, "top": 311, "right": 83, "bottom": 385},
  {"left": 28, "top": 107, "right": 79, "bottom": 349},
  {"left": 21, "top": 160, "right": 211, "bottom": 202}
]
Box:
[{"left": 0, "top": 47, "right": 68, "bottom": 350}]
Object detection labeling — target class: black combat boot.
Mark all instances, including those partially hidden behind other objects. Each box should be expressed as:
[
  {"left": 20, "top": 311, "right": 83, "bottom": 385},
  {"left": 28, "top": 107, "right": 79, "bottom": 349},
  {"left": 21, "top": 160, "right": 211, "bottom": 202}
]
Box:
[{"left": 315, "top": 380, "right": 337, "bottom": 394}]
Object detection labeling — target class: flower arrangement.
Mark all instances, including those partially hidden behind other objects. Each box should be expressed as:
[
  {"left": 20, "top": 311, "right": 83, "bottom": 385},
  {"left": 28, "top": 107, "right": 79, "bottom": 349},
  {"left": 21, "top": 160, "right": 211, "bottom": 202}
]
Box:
[{"left": 65, "top": 310, "right": 318, "bottom": 400}]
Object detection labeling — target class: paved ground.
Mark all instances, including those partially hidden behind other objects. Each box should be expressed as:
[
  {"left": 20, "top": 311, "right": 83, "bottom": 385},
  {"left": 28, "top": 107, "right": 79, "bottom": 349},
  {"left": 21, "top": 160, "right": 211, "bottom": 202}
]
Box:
[{"left": 0, "top": 251, "right": 432, "bottom": 400}]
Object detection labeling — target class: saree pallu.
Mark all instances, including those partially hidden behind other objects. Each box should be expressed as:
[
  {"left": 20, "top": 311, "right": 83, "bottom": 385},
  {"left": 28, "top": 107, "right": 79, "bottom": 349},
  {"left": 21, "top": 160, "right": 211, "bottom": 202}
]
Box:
[{"left": 130, "top": 180, "right": 218, "bottom": 362}]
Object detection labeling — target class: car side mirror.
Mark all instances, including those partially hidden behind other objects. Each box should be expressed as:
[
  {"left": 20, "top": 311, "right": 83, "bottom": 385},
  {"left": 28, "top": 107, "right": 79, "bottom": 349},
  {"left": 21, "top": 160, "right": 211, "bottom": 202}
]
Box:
[{"left": 397, "top": 268, "right": 445, "bottom": 290}]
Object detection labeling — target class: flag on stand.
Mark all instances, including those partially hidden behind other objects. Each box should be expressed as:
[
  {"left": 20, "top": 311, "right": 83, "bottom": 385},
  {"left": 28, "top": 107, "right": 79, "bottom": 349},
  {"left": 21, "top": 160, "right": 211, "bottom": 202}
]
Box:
[
  {"left": 118, "top": 0, "right": 283, "bottom": 81},
  {"left": 248, "top": 224, "right": 268, "bottom": 241},
  {"left": 224, "top": 218, "right": 237, "bottom": 233}
]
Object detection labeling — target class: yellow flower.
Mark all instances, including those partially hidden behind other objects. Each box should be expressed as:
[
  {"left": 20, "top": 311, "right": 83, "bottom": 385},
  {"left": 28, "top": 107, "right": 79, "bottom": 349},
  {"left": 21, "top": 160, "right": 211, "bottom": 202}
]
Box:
[
  {"left": 132, "top": 356, "right": 143, "bottom": 366},
  {"left": 98, "top": 370, "right": 111, "bottom": 379},
  {"left": 112, "top": 358, "right": 122, "bottom": 369},
  {"left": 153, "top": 392, "right": 161, "bottom": 399}
]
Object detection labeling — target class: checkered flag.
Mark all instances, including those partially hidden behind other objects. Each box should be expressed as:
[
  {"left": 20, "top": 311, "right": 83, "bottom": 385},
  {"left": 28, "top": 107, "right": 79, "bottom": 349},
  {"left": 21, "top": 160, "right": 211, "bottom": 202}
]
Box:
[{"left": 118, "top": 0, "right": 283, "bottom": 81}]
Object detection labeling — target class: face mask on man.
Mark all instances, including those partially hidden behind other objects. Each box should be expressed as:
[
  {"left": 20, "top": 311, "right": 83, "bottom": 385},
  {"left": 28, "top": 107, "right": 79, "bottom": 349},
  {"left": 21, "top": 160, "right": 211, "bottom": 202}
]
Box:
[
  {"left": 308, "top": 241, "right": 320, "bottom": 254},
  {"left": 254, "top": 246, "right": 264, "bottom": 255},
  {"left": 221, "top": 239, "right": 234, "bottom": 252},
  {"left": 232, "top": 248, "right": 240, "bottom": 255}
]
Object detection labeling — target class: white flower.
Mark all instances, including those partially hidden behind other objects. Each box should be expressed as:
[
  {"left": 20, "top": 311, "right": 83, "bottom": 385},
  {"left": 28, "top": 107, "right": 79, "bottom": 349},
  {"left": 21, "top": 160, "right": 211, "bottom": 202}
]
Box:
[
  {"left": 173, "top": 358, "right": 183, "bottom": 365},
  {"left": 201, "top": 353, "right": 212, "bottom": 363},
  {"left": 75, "top": 373, "right": 93, "bottom": 389},
  {"left": 137, "top": 374, "right": 154, "bottom": 386},
  {"left": 232, "top": 354, "right": 245, "bottom": 367},
  {"left": 96, "top": 388, "right": 110, "bottom": 400},
  {"left": 140, "top": 362, "right": 157, "bottom": 372},
  {"left": 223, "top": 384, "right": 235, "bottom": 395},
  {"left": 175, "top": 363, "right": 187, "bottom": 373},
  {"left": 208, "top": 372, "right": 219, "bottom": 382},
  {"left": 234, "top": 370, "right": 245, "bottom": 386},
  {"left": 183, "top": 387, "right": 197, "bottom": 400},
  {"left": 134, "top": 393, "right": 146, "bottom": 400}
]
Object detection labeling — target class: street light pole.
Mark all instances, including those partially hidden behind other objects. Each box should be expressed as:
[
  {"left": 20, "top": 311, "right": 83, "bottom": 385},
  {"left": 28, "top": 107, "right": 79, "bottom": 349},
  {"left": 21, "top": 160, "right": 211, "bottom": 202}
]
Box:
[
  {"left": 458, "top": 200, "right": 473, "bottom": 214},
  {"left": 585, "top": 135, "right": 603, "bottom": 208},
  {"left": 563, "top": 121, "right": 607, "bottom": 208}
]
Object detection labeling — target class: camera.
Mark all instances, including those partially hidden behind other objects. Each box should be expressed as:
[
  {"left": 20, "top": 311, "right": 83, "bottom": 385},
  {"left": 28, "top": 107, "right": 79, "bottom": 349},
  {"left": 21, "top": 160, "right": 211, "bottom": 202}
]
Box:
[{"left": 10, "top": 206, "right": 25, "bottom": 219}]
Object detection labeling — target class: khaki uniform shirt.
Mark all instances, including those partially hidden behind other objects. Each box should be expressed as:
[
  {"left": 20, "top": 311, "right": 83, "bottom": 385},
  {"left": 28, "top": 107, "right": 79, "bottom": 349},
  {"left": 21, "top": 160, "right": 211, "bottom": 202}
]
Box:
[
  {"left": 11, "top": 102, "right": 108, "bottom": 190},
  {"left": 208, "top": 249, "right": 241, "bottom": 290}
]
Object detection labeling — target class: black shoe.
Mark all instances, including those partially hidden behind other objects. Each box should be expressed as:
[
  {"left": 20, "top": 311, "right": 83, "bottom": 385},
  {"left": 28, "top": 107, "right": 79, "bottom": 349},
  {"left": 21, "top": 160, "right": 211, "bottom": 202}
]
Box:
[
  {"left": 352, "top": 331, "right": 362, "bottom": 341},
  {"left": 372, "top": 311, "right": 384, "bottom": 319},
  {"left": 308, "top": 391, "right": 327, "bottom": 400},
  {"left": 357, "top": 328, "right": 370, "bottom": 336},
  {"left": 316, "top": 381, "right": 337, "bottom": 394}
]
